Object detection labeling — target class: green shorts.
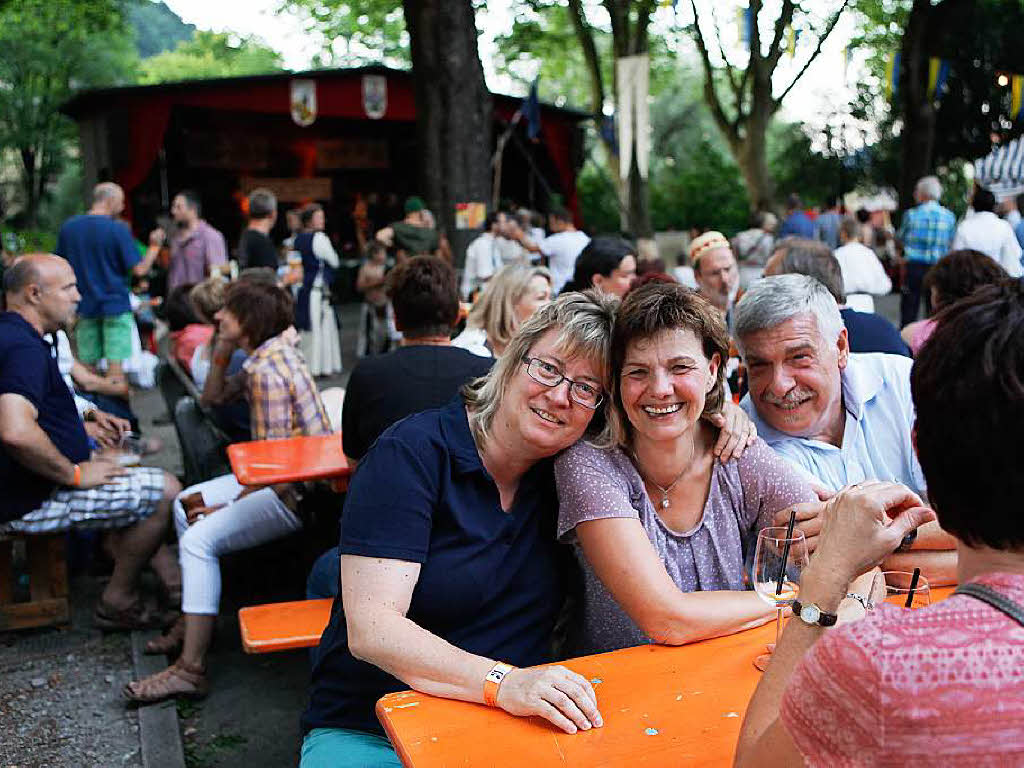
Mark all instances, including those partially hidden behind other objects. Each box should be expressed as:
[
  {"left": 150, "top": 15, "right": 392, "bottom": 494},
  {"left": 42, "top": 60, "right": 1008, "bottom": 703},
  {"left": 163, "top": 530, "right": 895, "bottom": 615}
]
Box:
[{"left": 75, "top": 312, "right": 134, "bottom": 364}]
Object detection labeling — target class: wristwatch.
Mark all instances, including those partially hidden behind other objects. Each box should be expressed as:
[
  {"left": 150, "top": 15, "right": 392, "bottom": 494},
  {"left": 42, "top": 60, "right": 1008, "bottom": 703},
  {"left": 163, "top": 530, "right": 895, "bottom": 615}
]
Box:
[
  {"left": 792, "top": 600, "right": 838, "bottom": 627},
  {"left": 896, "top": 528, "right": 918, "bottom": 553}
]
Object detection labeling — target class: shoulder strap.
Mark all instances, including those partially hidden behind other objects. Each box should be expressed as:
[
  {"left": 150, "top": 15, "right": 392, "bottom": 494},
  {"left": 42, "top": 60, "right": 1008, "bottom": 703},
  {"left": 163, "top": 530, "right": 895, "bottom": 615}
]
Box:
[{"left": 954, "top": 583, "right": 1024, "bottom": 627}]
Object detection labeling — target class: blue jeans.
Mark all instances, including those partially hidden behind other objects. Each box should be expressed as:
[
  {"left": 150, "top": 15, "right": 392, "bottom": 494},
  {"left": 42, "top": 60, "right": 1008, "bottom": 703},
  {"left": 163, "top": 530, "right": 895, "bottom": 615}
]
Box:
[
  {"left": 300, "top": 728, "right": 401, "bottom": 768},
  {"left": 307, "top": 546, "right": 341, "bottom": 600}
]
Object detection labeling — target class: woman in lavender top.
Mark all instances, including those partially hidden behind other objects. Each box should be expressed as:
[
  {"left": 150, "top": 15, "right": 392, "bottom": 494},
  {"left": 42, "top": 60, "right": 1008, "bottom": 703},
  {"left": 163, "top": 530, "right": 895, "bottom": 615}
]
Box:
[{"left": 555, "top": 282, "right": 817, "bottom": 655}]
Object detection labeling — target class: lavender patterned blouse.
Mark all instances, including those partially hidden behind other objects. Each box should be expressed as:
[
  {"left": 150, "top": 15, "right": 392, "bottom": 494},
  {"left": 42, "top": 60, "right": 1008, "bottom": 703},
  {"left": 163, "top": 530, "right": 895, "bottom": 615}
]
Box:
[{"left": 554, "top": 438, "right": 816, "bottom": 655}]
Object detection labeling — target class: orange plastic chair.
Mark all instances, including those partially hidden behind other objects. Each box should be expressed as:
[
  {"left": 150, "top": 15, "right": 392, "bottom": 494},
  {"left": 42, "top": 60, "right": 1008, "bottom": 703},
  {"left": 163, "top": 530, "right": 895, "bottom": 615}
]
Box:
[
  {"left": 238, "top": 598, "right": 333, "bottom": 653},
  {"left": 227, "top": 434, "right": 350, "bottom": 486}
]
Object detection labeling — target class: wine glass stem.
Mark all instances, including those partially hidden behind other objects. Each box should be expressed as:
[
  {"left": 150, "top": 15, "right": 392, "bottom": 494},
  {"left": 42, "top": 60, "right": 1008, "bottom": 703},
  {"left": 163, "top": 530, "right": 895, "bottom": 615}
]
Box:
[{"left": 775, "top": 608, "right": 783, "bottom": 645}]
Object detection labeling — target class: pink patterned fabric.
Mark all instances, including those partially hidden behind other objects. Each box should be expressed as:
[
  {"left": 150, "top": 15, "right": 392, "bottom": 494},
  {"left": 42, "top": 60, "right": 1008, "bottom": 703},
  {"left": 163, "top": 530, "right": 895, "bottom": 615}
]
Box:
[{"left": 781, "top": 572, "right": 1024, "bottom": 767}]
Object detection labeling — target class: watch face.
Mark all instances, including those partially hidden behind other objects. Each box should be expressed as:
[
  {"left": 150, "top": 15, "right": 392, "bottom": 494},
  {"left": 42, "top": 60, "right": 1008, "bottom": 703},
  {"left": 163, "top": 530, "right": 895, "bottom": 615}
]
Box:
[{"left": 801, "top": 604, "right": 821, "bottom": 623}]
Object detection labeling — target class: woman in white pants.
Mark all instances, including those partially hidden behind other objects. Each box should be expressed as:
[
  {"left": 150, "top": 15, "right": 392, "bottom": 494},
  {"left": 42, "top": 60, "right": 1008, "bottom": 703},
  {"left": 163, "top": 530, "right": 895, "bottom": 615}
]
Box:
[
  {"left": 295, "top": 204, "right": 343, "bottom": 376},
  {"left": 124, "top": 280, "right": 333, "bottom": 703}
]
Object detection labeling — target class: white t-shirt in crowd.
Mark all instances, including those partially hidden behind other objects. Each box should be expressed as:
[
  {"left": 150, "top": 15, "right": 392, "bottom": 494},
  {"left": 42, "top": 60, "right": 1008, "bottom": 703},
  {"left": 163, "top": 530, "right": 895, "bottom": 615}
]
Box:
[
  {"left": 461, "top": 232, "right": 503, "bottom": 300},
  {"left": 952, "top": 211, "right": 1023, "bottom": 276},
  {"left": 541, "top": 230, "right": 591, "bottom": 293},
  {"left": 834, "top": 240, "right": 892, "bottom": 315}
]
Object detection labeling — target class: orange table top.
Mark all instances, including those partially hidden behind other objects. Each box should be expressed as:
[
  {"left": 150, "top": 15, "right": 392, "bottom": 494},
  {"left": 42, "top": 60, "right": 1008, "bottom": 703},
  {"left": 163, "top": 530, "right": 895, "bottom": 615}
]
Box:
[
  {"left": 238, "top": 598, "right": 333, "bottom": 653},
  {"left": 378, "top": 586, "right": 955, "bottom": 767},
  {"left": 227, "top": 434, "right": 350, "bottom": 486}
]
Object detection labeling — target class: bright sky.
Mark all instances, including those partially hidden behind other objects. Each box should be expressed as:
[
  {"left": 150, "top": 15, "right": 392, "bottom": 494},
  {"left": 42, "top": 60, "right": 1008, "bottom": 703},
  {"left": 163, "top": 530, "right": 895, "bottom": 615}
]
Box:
[{"left": 162, "top": 0, "right": 867, "bottom": 145}]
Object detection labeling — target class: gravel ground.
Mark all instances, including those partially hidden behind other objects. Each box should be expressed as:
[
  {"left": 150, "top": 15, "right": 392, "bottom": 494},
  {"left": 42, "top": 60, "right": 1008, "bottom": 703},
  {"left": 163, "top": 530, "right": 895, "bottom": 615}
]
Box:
[{"left": 0, "top": 579, "right": 143, "bottom": 768}]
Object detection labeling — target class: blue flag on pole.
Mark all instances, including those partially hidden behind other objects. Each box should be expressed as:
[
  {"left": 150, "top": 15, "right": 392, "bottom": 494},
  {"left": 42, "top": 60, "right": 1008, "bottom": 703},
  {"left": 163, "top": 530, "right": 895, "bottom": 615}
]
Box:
[{"left": 522, "top": 77, "right": 541, "bottom": 140}]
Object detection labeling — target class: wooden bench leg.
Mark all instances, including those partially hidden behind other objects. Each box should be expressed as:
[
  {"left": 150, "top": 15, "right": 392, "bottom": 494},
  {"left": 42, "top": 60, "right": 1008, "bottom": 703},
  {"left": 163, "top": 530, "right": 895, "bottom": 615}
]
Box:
[
  {"left": 0, "top": 538, "right": 12, "bottom": 605},
  {"left": 0, "top": 534, "right": 70, "bottom": 631}
]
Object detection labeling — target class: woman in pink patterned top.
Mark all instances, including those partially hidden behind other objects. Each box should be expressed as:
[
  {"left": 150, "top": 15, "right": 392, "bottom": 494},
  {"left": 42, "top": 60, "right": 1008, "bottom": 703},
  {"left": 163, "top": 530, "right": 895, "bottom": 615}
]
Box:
[{"left": 736, "top": 280, "right": 1024, "bottom": 767}]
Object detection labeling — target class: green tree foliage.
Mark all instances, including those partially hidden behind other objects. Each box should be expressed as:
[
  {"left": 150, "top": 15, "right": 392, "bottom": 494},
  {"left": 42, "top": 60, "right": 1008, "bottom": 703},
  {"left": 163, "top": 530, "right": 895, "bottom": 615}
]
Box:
[
  {"left": 138, "top": 31, "right": 283, "bottom": 84},
  {"left": 279, "top": 0, "right": 409, "bottom": 67},
  {"left": 0, "top": 0, "right": 138, "bottom": 227},
  {"left": 129, "top": 0, "right": 196, "bottom": 58}
]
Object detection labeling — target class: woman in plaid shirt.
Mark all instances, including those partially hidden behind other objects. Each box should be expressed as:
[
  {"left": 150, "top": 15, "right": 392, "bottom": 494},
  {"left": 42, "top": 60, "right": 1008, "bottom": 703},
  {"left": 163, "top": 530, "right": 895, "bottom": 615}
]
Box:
[{"left": 125, "top": 280, "right": 332, "bottom": 703}]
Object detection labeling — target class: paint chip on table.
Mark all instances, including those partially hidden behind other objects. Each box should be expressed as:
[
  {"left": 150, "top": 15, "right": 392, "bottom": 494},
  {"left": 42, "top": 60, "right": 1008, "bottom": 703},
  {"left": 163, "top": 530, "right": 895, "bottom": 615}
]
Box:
[
  {"left": 724, "top": 712, "right": 739, "bottom": 718},
  {"left": 645, "top": 728, "right": 659, "bottom": 736},
  {"left": 590, "top": 678, "right": 603, "bottom": 685}
]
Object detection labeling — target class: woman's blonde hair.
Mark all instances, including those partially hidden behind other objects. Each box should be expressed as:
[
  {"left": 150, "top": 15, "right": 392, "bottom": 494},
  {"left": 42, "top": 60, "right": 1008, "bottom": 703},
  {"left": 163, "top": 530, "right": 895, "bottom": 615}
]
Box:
[
  {"left": 189, "top": 278, "right": 225, "bottom": 325},
  {"left": 466, "top": 264, "right": 552, "bottom": 351},
  {"left": 462, "top": 289, "right": 619, "bottom": 448}
]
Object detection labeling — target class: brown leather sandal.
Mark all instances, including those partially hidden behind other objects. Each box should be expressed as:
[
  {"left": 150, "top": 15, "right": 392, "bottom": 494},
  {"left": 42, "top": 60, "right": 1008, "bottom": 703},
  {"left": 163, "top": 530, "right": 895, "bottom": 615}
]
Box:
[
  {"left": 123, "top": 661, "right": 208, "bottom": 704},
  {"left": 144, "top": 615, "right": 186, "bottom": 656},
  {"left": 94, "top": 598, "right": 160, "bottom": 632}
]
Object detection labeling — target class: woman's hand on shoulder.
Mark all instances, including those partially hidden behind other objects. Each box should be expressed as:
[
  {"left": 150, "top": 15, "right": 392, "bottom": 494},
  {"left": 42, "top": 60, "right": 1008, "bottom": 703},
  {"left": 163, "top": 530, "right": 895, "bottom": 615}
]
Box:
[
  {"left": 706, "top": 400, "right": 757, "bottom": 462},
  {"left": 496, "top": 665, "right": 603, "bottom": 735}
]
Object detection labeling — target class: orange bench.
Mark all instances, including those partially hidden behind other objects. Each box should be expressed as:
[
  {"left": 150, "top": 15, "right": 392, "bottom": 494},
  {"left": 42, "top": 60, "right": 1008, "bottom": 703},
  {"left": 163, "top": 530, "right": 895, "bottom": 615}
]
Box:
[
  {"left": 237, "top": 598, "right": 333, "bottom": 653},
  {"left": 227, "top": 434, "right": 351, "bottom": 492}
]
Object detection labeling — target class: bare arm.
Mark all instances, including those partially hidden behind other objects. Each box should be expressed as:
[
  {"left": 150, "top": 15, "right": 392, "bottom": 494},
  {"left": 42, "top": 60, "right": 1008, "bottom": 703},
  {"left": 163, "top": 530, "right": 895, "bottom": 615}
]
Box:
[
  {"left": 199, "top": 339, "right": 245, "bottom": 408},
  {"left": 132, "top": 243, "right": 161, "bottom": 278},
  {"left": 0, "top": 394, "right": 124, "bottom": 487},
  {"left": 355, "top": 264, "right": 386, "bottom": 293},
  {"left": 575, "top": 517, "right": 775, "bottom": 645},
  {"left": 342, "top": 554, "right": 602, "bottom": 734},
  {"left": 70, "top": 359, "right": 129, "bottom": 397}
]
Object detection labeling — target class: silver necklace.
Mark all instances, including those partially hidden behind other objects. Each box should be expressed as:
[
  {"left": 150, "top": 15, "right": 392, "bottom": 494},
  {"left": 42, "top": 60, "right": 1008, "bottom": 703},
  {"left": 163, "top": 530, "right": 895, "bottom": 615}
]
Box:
[{"left": 630, "top": 451, "right": 688, "bottom": 509}]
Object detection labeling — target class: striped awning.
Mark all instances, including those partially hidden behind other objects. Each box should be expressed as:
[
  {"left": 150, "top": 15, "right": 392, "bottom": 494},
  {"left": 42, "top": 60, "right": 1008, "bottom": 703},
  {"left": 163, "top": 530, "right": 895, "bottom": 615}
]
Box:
[{"left": 974, "top": 136, "right": 1024, "bottom": 199}]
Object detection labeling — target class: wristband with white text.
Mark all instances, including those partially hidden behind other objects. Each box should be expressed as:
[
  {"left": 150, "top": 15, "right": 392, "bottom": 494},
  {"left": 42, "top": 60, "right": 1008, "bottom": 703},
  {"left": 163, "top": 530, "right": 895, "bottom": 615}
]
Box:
[{"left": 483, "top": 661, "right": 515, "bottom": 707}]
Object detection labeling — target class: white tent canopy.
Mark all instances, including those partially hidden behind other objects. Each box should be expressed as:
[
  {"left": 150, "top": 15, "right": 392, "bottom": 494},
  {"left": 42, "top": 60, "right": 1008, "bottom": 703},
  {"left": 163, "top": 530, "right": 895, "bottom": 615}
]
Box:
[{"left": 974, "top": 136, "right": 1024, "bottom": 200}]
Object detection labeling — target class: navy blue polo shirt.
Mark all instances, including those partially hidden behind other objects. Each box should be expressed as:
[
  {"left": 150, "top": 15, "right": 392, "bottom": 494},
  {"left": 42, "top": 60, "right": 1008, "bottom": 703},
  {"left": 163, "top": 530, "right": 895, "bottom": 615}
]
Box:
[
  {"left": 0, "top": 312, "right": 91, "bottom": 523},
  {"left": 56, "top": 214, "right": 140, "bottom": 317},
  {"left": 840, "top": 308, "right": 911, "bottom": 357},
  {"left": 301, "top": 396, "right": 568, "bottom": 736}
]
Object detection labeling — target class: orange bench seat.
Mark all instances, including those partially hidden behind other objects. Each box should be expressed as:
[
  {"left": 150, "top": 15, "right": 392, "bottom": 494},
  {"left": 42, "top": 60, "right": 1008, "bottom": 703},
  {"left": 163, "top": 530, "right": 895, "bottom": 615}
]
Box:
[{"left": 238, "top": 598, "right": 333, "bottom": 653}]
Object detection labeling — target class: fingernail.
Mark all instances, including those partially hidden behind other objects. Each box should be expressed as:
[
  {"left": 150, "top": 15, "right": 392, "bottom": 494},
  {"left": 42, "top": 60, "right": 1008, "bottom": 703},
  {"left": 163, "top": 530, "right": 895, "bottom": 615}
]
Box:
[
  {"left": 581, "top": 721, "right": 591, "bottom": 730},
  {"left": 595, "top": 714, "right": 604, "bottom": 727}
]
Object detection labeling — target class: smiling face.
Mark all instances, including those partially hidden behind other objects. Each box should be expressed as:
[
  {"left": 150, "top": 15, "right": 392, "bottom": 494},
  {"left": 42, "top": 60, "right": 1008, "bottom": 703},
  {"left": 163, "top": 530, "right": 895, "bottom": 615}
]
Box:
[
  {"left": 741, "top": 313, "right": 848, "bottom": 440},
  {"left": 619, "top": 328, "right": 720, "bottom": 445},
  {"left": 593, "top": 254, "right": 637, "bottom": 298},
  {"left": 499, "top": 328, "right": 603, "bottom": 457},
  {"left": 513, "top": 275, "right": 552, "bottom": 326}
]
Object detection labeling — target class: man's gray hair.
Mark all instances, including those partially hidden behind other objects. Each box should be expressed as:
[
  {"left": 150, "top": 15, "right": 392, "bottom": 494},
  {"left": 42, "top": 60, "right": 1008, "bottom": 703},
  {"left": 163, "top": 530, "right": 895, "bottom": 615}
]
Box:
[
  {"left": 915, "top": 175, "right": 942, "bottom": 201},
  {"left": 92, "top": 182, "right": 122, "bottom": 205},
  {"left": 734, "top": 274, "right": 844, "bottom": 355}
]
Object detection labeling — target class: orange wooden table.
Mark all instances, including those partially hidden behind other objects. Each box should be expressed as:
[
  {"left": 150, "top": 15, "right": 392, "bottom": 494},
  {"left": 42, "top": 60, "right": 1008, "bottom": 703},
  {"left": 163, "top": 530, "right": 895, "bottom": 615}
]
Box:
[
  {"left": 378, "top": 586, "right": 955, "bottom": 767},
  {"left": 227, "top": 434, "right": 351, "bottom": 489}
]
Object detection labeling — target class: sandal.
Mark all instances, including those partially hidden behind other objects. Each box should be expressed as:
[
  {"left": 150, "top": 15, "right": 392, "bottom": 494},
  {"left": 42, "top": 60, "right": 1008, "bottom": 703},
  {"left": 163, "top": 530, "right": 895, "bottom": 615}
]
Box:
[
  {"left": 145, "top": 615, "right": 186, "bottom": 656},
  {"left": 94, "top": 598, "right": 161, "bottom": 632},
  {"left": 123, "top": 661, "right": 208, "bottom": 704}
]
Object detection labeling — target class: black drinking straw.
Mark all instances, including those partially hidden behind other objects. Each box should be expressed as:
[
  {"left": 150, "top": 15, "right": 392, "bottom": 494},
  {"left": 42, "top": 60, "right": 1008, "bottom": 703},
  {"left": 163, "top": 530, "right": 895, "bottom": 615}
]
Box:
[
  {"left": 904, "top": 567, "right": 922, "bottom": 608},
  {"left": 776, "top": 509, "right": 798, "bottom": 595}
]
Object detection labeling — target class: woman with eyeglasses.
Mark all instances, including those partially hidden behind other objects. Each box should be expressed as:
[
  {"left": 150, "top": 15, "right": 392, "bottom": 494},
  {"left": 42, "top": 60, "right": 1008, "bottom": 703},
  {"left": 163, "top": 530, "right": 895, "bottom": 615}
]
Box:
[
  {"left": 554, "top": 282, "right": 818, "bottom": 656},
  {"left": 299, "top": 291, "right": 616, "bottom": 767}
]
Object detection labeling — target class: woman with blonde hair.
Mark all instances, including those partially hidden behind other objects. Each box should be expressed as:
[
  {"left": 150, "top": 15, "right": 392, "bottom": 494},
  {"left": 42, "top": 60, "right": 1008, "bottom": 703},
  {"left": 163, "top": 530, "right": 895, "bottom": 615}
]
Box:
[
  {"left": 188, "top": 278, "right": 226, "bottom": 389},
  {"left": 452, "top": 264, "right": 552, "bottom": 357}
]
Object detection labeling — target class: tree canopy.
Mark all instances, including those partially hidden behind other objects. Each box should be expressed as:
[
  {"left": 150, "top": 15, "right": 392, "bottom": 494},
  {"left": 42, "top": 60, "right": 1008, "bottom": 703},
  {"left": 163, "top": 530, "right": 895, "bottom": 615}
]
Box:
[{"left": 138, "top": 31, "right": 283, "bottom": 84}]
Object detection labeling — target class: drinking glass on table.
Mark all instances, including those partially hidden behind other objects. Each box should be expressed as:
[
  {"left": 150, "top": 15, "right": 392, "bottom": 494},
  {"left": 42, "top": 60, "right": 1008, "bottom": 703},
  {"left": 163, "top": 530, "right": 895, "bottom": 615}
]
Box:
[
  {"left": 752, "top": 526, "right": 809, "bottom": 671},
  {"left": 116, "top": 433, "right": 144, "bottom": 467},
  {"left": 869, "top": 570, "right": 930, "bottom": 609}
]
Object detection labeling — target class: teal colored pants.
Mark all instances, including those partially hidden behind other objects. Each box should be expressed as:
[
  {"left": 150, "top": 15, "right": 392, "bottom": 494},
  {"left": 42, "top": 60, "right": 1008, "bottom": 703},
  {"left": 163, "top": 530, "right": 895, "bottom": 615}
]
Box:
[{"left": 300, "top": 727, "right": 402, "bottom": 768}]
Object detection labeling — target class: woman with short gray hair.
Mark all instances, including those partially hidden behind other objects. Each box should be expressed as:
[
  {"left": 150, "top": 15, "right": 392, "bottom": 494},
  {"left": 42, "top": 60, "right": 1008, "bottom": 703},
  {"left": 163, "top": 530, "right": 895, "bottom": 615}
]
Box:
[{"left": 299, "top": 290, "right": 617, "bottom": 767}]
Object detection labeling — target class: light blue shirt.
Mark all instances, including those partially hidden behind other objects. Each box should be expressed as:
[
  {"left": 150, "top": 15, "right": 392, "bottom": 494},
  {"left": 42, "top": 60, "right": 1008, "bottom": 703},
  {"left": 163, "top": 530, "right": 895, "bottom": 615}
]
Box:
[{"left": 740, "top": 353, "right": 926, "bottom": 495}]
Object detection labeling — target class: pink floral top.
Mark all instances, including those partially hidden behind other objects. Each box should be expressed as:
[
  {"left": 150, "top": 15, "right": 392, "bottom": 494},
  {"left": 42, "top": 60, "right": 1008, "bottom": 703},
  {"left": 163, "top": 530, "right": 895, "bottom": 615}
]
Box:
[{"left": 781, "top": 572, "right": 1024, "bottom": 766}]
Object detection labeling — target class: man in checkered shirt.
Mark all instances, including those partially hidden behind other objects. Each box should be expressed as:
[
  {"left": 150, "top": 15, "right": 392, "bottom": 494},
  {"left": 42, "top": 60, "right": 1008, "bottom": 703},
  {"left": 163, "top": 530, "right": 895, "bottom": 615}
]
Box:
[
  {"left": 898, "top": 175, "right": 956, "bottom": 326},
  {"left": 0, "top": 255, "right": 181, "bottom": 630}
]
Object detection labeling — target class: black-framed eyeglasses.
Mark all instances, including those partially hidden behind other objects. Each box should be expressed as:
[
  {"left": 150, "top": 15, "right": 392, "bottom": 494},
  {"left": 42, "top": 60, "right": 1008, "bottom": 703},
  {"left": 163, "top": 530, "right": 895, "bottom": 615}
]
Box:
[{"left": 521, "top": 356, "right": 603, "bottom": 409}]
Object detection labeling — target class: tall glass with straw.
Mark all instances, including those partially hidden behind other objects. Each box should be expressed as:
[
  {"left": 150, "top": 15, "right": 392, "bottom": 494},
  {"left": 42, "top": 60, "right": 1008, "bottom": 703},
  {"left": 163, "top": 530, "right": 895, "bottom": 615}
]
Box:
[{"left": 752, "top": 513, "right": 809, "bottom": 671}]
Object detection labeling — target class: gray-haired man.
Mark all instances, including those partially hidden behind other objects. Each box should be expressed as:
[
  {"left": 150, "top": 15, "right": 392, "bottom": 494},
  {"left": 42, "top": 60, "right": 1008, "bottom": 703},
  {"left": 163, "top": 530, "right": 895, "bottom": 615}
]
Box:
[{"left": 734, "top": 274, "right": 955, "bottom": 583}]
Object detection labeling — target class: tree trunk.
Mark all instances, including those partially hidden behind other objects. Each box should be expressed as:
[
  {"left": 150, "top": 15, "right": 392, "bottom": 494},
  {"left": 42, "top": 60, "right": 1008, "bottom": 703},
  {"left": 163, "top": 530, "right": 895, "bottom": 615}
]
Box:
[
  {"left": 402, "top": 0, "right": 492, "bottom": 266},
  {"left": 897, "top": 0, "right": 936, "bottom": 215},
  {"left": 20, "top": 147, "right": 39, "bottom": 228},
  {"left": 734, "top": 112, "right": 775, "bottom": 213},
  {"left": 626, "top": 153, "right": 652, "bottom": 237}
]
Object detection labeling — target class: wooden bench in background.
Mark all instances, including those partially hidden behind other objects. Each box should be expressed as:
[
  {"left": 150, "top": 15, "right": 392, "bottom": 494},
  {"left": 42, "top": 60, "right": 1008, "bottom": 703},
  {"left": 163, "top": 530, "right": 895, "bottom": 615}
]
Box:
[{"left": 0, "top": 533, "right": 70, "bottom": 631}]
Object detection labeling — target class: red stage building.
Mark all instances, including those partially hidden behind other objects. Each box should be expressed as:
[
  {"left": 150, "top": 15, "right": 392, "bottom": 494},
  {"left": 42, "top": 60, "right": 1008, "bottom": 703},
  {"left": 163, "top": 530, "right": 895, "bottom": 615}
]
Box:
[{"left": 61, "top": 66, "right": 588, "bottom": 259}]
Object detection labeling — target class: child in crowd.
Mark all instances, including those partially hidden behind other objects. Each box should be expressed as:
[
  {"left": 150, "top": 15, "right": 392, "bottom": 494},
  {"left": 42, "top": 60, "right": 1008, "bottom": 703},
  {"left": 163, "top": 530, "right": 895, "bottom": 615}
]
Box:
[{"left": 355, "top": 240, "right": 391, "bottom": 356}]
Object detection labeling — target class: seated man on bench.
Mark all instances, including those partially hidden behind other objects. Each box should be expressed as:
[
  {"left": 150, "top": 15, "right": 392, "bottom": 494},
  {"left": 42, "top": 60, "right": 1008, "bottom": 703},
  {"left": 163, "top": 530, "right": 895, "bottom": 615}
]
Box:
[{"left": 0, "top": 255, "right": 181, "bottom": 629}]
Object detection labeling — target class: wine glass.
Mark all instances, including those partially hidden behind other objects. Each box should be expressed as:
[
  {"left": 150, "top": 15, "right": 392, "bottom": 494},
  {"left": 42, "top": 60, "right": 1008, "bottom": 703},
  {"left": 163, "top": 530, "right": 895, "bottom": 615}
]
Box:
[
  {"left": 869, "top": 570, "right": 930, "bottom": 609},
  {"left": 752, "top": 526, "right": 809, "bottom": 671}
]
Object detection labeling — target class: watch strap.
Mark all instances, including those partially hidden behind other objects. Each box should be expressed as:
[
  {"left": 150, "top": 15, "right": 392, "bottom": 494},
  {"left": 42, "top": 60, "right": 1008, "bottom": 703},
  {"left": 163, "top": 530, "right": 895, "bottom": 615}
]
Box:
[{"left": 792, "top": 599, "right": 838, "bottom": 627}]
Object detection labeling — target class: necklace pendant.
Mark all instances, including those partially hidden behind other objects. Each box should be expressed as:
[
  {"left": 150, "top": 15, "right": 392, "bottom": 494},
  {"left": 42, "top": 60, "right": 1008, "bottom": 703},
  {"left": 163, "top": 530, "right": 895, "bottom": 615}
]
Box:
[{"left": 661, "top": 497, "right": 670, "bottom": 509}]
